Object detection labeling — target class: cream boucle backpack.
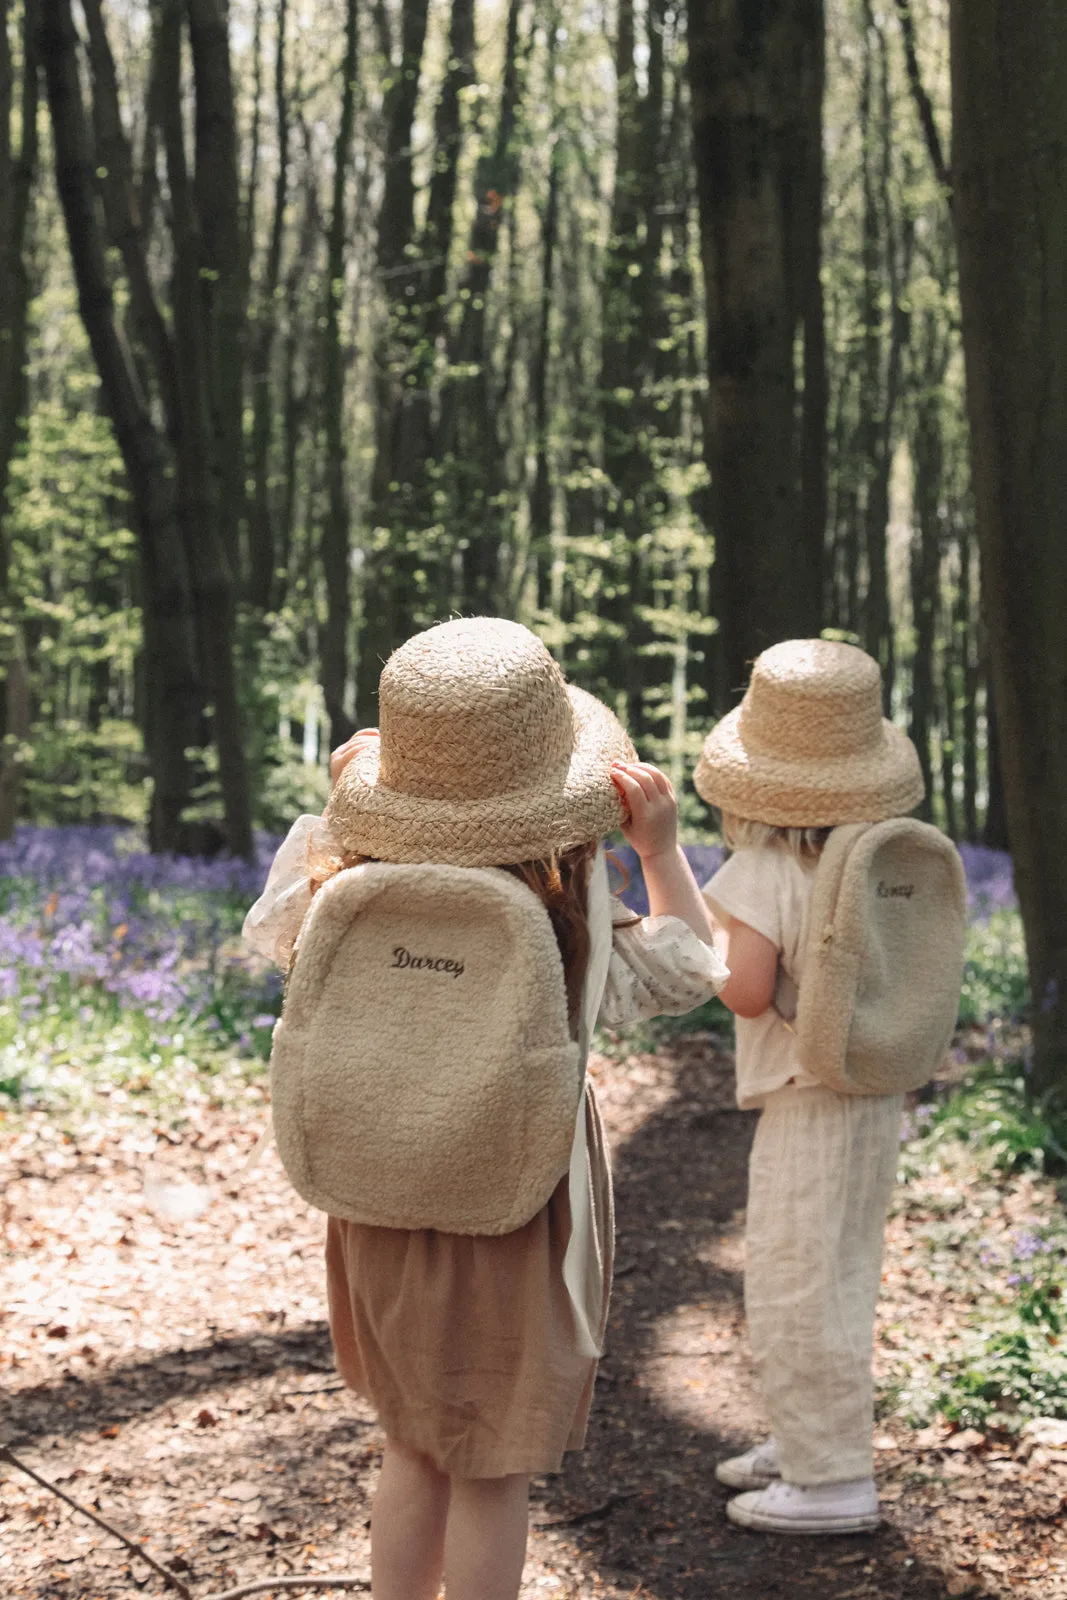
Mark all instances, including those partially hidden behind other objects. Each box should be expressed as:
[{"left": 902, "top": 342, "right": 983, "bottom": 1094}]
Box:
[
  {"left": 793, "top": 819, "right": 967, "bottom": 1095},
  {"left": 270, "top": 861, "right": 584, "bottom": 1235}
]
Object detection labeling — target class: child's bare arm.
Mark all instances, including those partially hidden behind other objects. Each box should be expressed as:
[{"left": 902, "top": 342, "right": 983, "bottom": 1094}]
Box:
[
  {"left": 610, "top": 762, "right": 716, "bottom": 942},
  {"left": 712, "top": 916, "right": 779, "bottom": 1018}
]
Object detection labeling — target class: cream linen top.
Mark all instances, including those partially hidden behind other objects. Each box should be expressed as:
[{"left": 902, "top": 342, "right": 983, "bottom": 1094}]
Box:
[
  {"left": 702, "top": 843, "right": 823, "bottom": 1110},
  {"left": 245, "top": 816, "right": 728, "bottom": 1358}
]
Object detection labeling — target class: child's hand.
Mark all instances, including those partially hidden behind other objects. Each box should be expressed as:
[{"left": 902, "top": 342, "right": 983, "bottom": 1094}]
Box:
[
  {"left": 610, "top": 761, "right": 678, "bottom": 862},
  {"left": 330, "top": 728, "right": 379, "bottom": 788}
]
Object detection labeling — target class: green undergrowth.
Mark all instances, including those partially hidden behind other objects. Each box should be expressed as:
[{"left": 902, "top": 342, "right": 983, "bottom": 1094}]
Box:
[{"left": 882, "top": 1064, "right": 1067, "bottom": 1435}]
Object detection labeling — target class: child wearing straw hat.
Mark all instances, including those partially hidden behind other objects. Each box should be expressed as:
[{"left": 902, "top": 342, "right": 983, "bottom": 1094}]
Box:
[
  {"left": 244, "top": 616, "right": 727, "bottom": 1600},
  {"left": 693, "top": 638, "right": 928, "bottom": 1536}
]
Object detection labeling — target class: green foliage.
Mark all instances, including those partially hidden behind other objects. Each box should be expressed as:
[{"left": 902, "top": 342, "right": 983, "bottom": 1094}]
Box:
[
  {"left": 905, "top": 1065, "right": 1067, "bottom": 1179},
  {"left": 888, "top": 1062, "right": 1067, "bottom": 1433},
  {"left": 941, "top": 1327, "right": 1067, "bottom": 1430},
  {"left": 959, "top": 909, "right": 1030, "bottom": 1025},
  {"left": 6, "top": 288, "right": 145, "bottom": 825}
]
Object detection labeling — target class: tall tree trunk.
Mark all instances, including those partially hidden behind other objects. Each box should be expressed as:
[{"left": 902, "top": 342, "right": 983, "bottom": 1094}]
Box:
[
  {"left": 908, "top": 333, "right": 943, "bottom": 821},
  {"left": 938, "top": 628, "right": 959, "bottom": 840},
  {"left": 356, "top": 0, "right": 432, "bottom": 720},
  {"left": 430, "top": 0, "right": 524, "bottom": 617},
  {"left": 597, "top": 0, "right": 667, "bottom": 734},
  {"left": 320, "top": 0, "right": 359, "bottom": 748},
  {"left": 247, "top": 0, "right": 289, "bottom": 611},
  {"left": 0, "top": 0, "right": 38, "bottom": 838},
  {"left": 957, "top": 528, "right": 979, "bottom": 843},
  {"left": 393, "top": 0, "right": 476, "bottom": 485},
  {"left": 859, "top": 7, "right": 910, "bottom": 707},
  {"left": 186, "top": 0, "right": 246, "bottom": 584},
  {"left": 528, "top": 137, "right": 560, "bottom": 606},
  {"left": 163, "top": 0, "right": 252, "bottom": 859},
  {"left": 950, "top": 0, "right": 1067, "bottom": 1100},
  {"left": 42, "top": 0, "right": 207, "bottom": 854},
  {"left": 982, "top": 666, "right": 1009, "bottom": 851},
  {"left": 687, "top": 0, "right": 826, "bottom": 709}
]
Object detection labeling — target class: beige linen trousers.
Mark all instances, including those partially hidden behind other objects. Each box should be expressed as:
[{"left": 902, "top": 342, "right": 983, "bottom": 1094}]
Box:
[{"left": 744, "top": 1082, "right": 903, "bottom": 1485}]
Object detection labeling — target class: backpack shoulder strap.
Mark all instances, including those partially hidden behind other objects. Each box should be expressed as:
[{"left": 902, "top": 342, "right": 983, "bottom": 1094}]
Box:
[{"left": 564, "top": 845, "right": 614, "bottom": 1361}]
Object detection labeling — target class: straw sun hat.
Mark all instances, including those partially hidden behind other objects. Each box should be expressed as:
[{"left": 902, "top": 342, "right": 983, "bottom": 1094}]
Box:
[
  {"left": 694, "top": 638, "right": 925, "bottom": 828},
  {"left": 324, "top": 617, "right": 637, "bottom": 867}
]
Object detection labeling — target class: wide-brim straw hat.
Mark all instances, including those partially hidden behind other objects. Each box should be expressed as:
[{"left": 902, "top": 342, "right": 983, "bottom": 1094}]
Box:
[
  {"left": 324, "top": 617, "right": 637, "bottom": 866},
  {"left": 694, "top": 638, "right": 924, "bottom": 827}
]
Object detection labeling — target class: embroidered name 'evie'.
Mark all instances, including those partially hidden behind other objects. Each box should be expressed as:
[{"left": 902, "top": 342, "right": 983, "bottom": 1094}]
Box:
[
  {"left": 876, "top": 880, "right": 914, "bottom": 899},
  {"left": 392, "top": 945, "right": 465, "bottom": 978}
]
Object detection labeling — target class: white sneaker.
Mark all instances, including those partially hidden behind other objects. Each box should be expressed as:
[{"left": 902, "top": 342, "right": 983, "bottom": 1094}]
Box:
[
  {"left": 715, "top": 1438, "right": 781, "bottom": 1491},
  {"left": 726, "top": 1476, "right": 880, "bottom": 1535}
]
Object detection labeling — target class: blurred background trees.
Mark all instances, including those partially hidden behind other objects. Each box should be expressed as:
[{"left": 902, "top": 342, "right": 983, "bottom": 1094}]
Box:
[
  {"left": 4, "top": 0, "right": 1066, "bottom": 1095},
  {"left": 6, "top": 0, "right": 992, "bottom": 842}
]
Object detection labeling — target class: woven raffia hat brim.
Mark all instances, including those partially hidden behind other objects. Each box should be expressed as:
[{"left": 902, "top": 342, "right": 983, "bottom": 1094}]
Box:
[
  {"left": 324, "top": 618, "right": 636, "bottom": 866},
  {"left": 693, "top": 638, "right": 925, "bottom": 828}
]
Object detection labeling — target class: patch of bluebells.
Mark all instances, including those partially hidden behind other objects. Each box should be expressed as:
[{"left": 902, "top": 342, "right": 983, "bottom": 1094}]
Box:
[
  {"left": 956, "top": 843, "right": 1016, "bottom": 922},
  {"left": 899, "top": 1102, "right": 938, "bottom": 1144},
  {"left": 611, "top": 843, "right": 725, "bottom": 916},
  {"left": 0, "top": 825, "right": 283, "bottom": 1054}
]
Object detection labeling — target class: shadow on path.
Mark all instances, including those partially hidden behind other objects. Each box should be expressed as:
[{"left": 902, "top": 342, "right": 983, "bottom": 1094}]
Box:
[
  {"left": 538, "top": 1041, "right": 955, "bottom": 1598},
  {"left": 0, "top": 1322, "right": 335, "bottom": 1446}
]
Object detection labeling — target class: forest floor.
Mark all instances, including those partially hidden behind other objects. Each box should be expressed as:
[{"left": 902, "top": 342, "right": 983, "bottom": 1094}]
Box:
[{"left": 2, "top": 1029, "right": 1066, "bottom": 1600}]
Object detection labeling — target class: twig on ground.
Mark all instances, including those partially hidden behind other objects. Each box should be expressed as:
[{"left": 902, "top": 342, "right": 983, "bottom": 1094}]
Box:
[
  {"left": 204, "top": 1579, "right": 370, "bottom": 1599},
  {"left": 0, "top": 1445, "right": 195, "bottom": 1599},
  {"left": 277, "top": 1382, "right": 346, "bottom": 1396}
]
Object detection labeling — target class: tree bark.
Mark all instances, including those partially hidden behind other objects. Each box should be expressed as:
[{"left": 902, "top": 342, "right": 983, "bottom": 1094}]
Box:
[
  {"left": 687, "top": 0, "right": 826, "bottom": 708},
  {"left": 0, "top": 0, "right": 38, "bottom": 839},
  {"left": 186, "top": 0, "right": 247, "bottom": 584},
  {"left": 908, "top": 326, "right": 944, "bottom": 822},
  {"left": 41, "top": 0, "right": 208, "bottom": 854},
  {"left": 247, "top": 0, "right": 289, "bottom": 612},
  {"left": 393, "top": 0, "right": 475, "bottom": 484},
  {"left": 428, "top": 0, "right": 524, "bottom": 619},
  {"left": 162, "top": 0, "right": 253, "bottom": 860},
  {"left": 957, "top": 529, "right": 979, "bottom": 843},
  {"left": 320, "top": 0, "right": 359, "bottom": 748},
  {"left": 950, "top": 0, "right": 1067, "bottom": 1099}
]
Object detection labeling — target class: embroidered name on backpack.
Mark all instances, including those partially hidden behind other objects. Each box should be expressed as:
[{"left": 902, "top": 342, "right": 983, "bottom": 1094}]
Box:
[
  {"left": 876, "top": 881, "right": 915, "bottom": 899},
  {"left": 392, "top": 946, "right": 465, "bottom": 978}
]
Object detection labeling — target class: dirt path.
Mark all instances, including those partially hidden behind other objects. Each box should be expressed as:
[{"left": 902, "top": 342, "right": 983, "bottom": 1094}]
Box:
[{"left": 1, "top": 1035, "right": 1063, "bottom": 1598}]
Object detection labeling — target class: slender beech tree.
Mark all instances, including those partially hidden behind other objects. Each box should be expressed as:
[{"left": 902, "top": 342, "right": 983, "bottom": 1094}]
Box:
[
  {"left": 320, "top": 0, "right": 359, "bottom": 750},
  {"left": 687, "top": 0, "right": 826, "bottom": 708},
  {"left": 247, "top": 0, "right": 289, "bottom": 612},
  {"left": 950, "top": 0, "right": 1067, "bottom": 1100},
  {"left": 0, "top": 0, "right": 37, "bottom": 837},
  {"left": 435, "top": 0, "right": 525, "bottom": 612},
  {"left": 42, "top": 0, "right": 252, "bottom": 857},
  {"left": 355, "top": 0, "right": 433, "bottom": 724}
]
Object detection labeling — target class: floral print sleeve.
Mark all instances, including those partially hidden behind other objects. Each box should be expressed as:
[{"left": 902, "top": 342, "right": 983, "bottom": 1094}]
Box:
[
  {"left": 598, "top": 899, "right": 728, "bottom": 1028},
  {"left": 242, "top": 815, "right": 339, "bottom": 968}
]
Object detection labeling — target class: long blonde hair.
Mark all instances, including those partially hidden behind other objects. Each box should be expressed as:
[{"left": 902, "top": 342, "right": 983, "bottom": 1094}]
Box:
[{"left": 720, "top": 811, "right": 832, "bottom": 865}]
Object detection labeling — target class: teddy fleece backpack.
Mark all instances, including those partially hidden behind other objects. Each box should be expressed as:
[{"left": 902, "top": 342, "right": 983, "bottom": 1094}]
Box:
[
  {"left": 269, "top": 860, "right": 586, "bottom": 1235},
  {"left": 793, "top": 819, "right": 967, "bottom": 1095}
]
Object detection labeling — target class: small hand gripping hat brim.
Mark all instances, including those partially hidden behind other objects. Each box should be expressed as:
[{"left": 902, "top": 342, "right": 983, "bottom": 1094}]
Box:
[
  {"left": 694, "top": 638, "right": 925, "bottom": 828},
  {"left": 324, "top": 616, "right": 637, "bottom": 867}
]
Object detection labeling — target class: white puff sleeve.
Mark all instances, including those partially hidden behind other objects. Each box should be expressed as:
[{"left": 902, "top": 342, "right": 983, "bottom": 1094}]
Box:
[
  {"left": 242, "top": 814, "right": 340, "bottom": 968},
  {"left": 598, "top": 900, "right": 729, "bottom": 1028}
]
